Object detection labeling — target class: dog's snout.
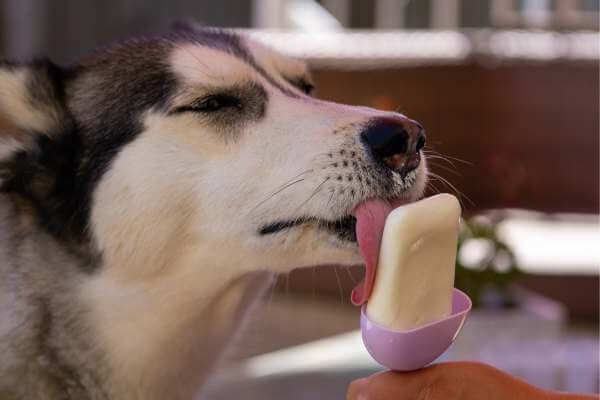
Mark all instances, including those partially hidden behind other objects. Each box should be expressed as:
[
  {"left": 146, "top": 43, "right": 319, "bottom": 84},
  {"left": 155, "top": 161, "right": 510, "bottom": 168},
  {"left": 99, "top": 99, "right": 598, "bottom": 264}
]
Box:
[{"left": 361, "top": 117, "right": 426, "bottom": 176}]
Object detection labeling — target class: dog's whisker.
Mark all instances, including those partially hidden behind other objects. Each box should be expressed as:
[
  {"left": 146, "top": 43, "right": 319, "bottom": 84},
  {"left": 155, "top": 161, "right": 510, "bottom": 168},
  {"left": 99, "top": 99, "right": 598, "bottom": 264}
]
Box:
[
  {"left": 427, "top": 180, "right": 442, "bottom": 195},
  {"left": 424, "top": 149, "right": 473, "bottom": 166},
  {"left": 250, "top": 169, "right": 314, "bottom": 213},
  {"left": 257, "top": 178, "right": 306, "bottom": 208},
  {"left": 290, "top": 177, "right": 328, "bottom": 216},
  {"left": 440, "top": 154, "right": 473, "bottom": 166},
  {"left": 427, "top": 172, "right": 458, "bottom": 193},
  {"left": 326, "top": 188, "right": 335, "bottom": 209},
  {"left": 265, "top": 276, "right": 278, "bottom": 312},
  {"left": 427, "top": 161, "right": 461, "bottom": 177},
  {"left": 250, "top": 179, "right": 304, "bottom": 213},
  {"left": 423, "top": 151, "right": 459, "bottom": 170},
  {"left": 333, "top": 266, "right": 344, "bottom": 305},
  {"left": 423, "top": 153, "right": 457, "bottom": 166},
  {"left": 343, "top": 265, "right": 358, "bottom": 284},
  {"left": 427, "top": 172, "right": 475, "bottom": 207}
]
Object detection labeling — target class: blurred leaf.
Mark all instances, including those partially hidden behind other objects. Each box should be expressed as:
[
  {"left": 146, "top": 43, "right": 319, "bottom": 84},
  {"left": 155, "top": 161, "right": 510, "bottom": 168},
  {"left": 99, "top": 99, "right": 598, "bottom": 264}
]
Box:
[{"left": 455, "top": 216, "right": 521, "bottom": 308}]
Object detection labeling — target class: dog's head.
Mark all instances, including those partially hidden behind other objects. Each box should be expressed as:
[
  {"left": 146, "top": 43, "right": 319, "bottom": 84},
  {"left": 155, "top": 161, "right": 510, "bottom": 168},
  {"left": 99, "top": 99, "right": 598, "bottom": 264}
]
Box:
[{"left": 0, "top": 26, "right": 427, "bottom": 303}]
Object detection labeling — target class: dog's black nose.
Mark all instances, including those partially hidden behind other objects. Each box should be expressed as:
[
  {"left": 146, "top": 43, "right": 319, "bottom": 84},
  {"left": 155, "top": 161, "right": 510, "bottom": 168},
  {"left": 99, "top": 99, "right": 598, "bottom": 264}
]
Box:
[{"left": 361, "top": 117, "right": 426, "bottom": 176}]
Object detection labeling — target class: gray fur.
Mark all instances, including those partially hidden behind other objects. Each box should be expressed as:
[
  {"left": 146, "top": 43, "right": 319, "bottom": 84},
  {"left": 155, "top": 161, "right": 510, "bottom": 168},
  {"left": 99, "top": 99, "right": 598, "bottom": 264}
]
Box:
[
  {"left": 0, "top": 196, "right": 273, "bottom": 398},
  {"left": 0, "top": 197, "right": 110, "bottom": 399}
]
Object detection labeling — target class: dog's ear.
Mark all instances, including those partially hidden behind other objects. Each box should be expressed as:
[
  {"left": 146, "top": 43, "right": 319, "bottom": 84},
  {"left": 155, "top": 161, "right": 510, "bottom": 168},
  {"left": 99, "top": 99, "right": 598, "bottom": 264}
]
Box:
[
  {"left": 0, "top": 59, "right": 71, "bottom": 188},
  {"left": 0, "top": 59, "right": 68, "bottom": 161}
]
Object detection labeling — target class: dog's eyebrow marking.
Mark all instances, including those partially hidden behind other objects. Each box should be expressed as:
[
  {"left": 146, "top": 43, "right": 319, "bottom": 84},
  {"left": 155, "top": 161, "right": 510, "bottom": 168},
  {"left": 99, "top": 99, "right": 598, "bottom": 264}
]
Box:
[
  {"left": 237, "top": 49, "right": 305, "bottom": 99},
  {"left": 243, "top": 58, "right": 301, "bottom": 99},
  {"left": 169, "top": 30, "right": 302, "bottom": 99}
]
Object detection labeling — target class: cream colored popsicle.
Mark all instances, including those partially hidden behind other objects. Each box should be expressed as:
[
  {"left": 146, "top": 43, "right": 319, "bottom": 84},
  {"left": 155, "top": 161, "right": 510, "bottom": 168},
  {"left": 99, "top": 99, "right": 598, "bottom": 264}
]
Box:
[{"left": 365, "top": 194, "right": 461, "bottom": 331}]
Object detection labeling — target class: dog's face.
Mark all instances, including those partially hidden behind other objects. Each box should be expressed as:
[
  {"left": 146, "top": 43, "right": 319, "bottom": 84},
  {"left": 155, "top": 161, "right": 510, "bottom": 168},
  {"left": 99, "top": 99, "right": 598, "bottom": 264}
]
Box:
[{"left": 0, "top": 27, "right": 427, "bottom": 284}]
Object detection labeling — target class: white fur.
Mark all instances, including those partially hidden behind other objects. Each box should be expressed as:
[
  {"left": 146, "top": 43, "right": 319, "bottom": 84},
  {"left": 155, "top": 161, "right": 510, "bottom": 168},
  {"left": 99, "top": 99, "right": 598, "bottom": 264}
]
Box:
[{"left": 171, "top": 44, "right": 258, "bottom": 94}]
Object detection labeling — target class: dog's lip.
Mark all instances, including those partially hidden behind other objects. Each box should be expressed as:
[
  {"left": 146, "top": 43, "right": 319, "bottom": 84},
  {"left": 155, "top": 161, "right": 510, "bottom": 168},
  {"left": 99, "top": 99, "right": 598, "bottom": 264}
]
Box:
[{"left": 258, "top": 215, "right": 357, "bottom": 241}]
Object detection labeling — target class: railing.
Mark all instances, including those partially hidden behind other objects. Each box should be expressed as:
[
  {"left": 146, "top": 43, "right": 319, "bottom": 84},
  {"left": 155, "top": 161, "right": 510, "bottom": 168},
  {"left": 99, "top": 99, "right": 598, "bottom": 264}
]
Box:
[
  {"left": 253, "top": 0, "right": 599, "bottom": 30},
  {"left": 246, "top": 29, "right": 599, "bottom": 69}
]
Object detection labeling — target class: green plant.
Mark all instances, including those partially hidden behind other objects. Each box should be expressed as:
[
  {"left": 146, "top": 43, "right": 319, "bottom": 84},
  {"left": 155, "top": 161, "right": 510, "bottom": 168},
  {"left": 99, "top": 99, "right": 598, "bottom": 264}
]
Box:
[{"left": 455, "top": 216, "right": 521, "bottom": 308}]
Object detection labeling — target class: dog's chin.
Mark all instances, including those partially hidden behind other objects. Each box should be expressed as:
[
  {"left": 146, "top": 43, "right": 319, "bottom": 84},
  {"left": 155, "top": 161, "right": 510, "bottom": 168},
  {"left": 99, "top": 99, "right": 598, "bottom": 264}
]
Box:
[{"left": 302, "top": 226, "right": 363, "bottom": 268}]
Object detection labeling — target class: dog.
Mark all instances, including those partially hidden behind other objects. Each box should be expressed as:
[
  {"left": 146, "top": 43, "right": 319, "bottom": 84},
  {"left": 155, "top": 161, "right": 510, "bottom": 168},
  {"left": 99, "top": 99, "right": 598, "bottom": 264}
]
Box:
[{"left": 0, "top": 24, "right": 427, "bottom": 399}]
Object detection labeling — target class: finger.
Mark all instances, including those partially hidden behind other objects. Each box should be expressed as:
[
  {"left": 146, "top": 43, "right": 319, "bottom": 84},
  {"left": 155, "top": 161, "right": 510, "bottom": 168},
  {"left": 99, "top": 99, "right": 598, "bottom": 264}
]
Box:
[
  {"left": 348, "top": 370, "right": 432, "bottom": 400},
  {"left": 347, "top": 377, "right": 368, "bottom": 400}
]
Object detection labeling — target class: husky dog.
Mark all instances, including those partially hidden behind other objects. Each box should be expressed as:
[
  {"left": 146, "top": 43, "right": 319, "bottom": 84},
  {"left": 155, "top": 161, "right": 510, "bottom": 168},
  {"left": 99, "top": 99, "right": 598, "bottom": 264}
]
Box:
[{"left": 0, "top": 24, "right": 427, "bottom": 399}]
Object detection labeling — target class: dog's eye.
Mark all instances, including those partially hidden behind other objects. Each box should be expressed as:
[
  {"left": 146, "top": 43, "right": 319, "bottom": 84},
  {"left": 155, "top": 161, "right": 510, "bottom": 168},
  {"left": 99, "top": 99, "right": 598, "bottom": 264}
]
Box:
[
  {"left": 298, "top": 80, "right": 315, "bottom": 95},
  {"left": 174, "top": 95, "right": 241, "bottom": 114},
  {"left": 289, "top": 78, "right": 314, "bottom": 95},
  {"left": 195, "top": 95, "right": 241, "bottom": 112}
]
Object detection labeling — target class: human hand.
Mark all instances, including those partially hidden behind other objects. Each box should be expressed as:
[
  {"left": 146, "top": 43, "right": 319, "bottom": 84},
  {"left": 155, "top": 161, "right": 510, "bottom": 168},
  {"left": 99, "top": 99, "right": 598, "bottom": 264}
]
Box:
[{"left": 347, "top": 361, "right": 597, "bottom": 400}]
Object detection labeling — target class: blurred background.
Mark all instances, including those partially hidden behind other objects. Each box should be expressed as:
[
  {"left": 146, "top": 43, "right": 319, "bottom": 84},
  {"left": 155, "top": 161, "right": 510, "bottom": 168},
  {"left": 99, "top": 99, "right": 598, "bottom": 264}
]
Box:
[{"left": 1, "top": 0, "right": 598, "bottom": 398}]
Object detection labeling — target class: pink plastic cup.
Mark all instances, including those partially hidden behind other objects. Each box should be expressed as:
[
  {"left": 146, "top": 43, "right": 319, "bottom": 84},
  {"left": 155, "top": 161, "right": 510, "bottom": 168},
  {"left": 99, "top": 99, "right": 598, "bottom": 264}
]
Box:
[{"left": 360, "top": 288, "right": 472, "bottom": 371}]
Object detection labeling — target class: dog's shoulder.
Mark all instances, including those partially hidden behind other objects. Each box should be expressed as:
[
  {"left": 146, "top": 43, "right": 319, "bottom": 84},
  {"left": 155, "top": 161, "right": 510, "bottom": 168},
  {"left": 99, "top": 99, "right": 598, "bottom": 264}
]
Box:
[{"left": 0, "top": 194, "right": 111, "bottom": 399}]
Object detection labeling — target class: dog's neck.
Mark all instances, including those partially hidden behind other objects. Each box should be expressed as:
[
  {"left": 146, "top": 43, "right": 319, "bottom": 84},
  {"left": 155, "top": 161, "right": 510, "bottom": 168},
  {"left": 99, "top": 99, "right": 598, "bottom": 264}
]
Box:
[
  {"left": 82, "top": 255, "right": 273, "bottom": 399},
  {"left": 1, "top": 197, "right": 274, "bottom": 399}
]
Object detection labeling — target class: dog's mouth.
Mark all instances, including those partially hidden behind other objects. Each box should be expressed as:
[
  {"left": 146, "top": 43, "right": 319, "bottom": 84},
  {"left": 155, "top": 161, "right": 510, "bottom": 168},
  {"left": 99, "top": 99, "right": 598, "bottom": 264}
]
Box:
[
  {"left": 258, "top": 197, "right": 412, "bottom": 307},
  {"left": 259, "top": 214, "right": 357, "bottom": 243}
]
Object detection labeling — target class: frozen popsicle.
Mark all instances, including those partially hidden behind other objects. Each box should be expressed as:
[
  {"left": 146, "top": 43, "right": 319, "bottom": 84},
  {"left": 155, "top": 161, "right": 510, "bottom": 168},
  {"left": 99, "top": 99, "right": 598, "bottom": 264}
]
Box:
[
  {"left": 357, "top": 193, "right": 471, "bottom": 371},
  {"left": 365, "top": 193, "right": 461, "bottom": 331}
]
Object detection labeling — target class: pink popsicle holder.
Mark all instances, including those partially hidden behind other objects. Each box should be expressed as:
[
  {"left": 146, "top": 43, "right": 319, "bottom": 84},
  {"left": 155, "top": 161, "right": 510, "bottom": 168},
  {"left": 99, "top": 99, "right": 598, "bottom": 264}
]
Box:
[{"left": 360, "top": 288, "right": 472, "bottom": 371}]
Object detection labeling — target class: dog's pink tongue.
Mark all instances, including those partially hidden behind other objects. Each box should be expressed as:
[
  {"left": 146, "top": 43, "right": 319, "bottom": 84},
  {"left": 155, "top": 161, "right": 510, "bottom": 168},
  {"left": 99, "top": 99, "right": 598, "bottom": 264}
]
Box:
[{"left": 351, "top": 199, "right": 392, "bottom": 305}]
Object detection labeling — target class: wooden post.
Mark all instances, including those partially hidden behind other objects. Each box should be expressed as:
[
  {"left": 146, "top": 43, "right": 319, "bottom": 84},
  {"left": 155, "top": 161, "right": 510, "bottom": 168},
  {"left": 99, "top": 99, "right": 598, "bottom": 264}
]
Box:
[
  {"left": 431, "top": 0, "right": 461, "bottom": 29},
  {"left": 375, "top": 0, "right": 408, "bottom": 29}
]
